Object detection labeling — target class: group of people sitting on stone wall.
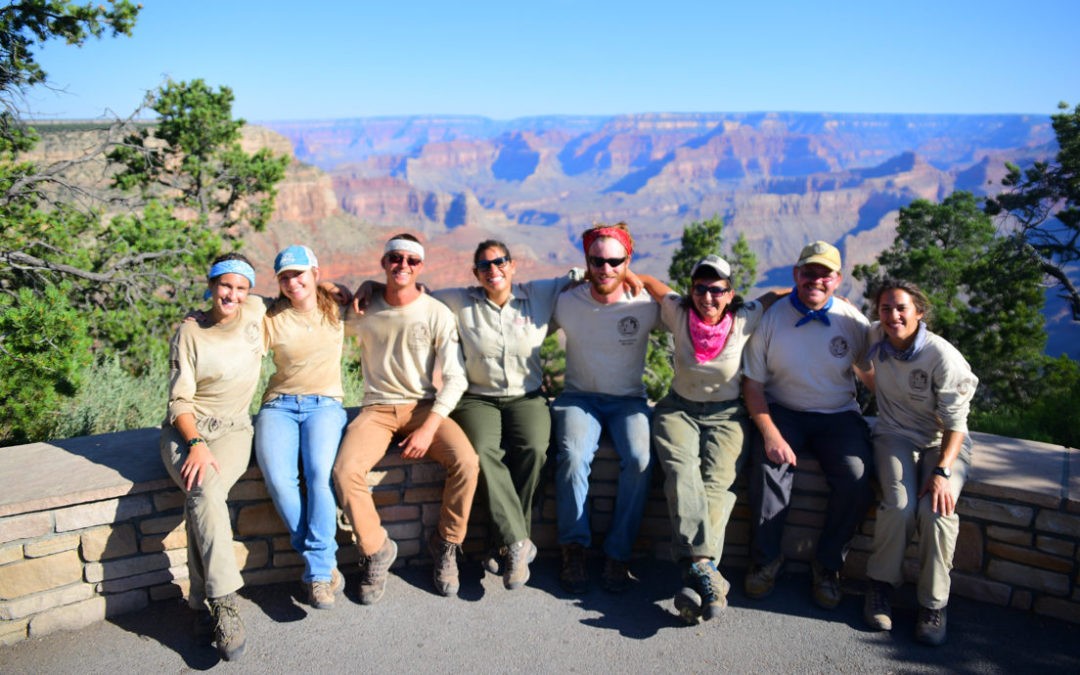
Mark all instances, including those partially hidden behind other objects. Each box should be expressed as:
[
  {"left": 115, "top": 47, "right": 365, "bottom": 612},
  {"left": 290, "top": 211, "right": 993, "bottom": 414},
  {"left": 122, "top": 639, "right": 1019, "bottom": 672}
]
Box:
[{"left": 160, "top": 223, "right": 978, "bottom": 661}]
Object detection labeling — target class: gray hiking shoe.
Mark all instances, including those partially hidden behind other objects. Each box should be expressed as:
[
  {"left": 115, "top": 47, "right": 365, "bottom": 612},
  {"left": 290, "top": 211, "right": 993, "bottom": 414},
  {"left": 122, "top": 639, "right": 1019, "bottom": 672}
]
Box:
[
  {"left": 915, "top": 606, "right": 948, "bottom": 646},
  {"left": 864, "top": 579, "right": 893, "bottom": 631},
  {"left": 811, "top": 560, "right": 843, "bottom": 609},
  {"left": 208, "top": 593, "right": 246, "bottom": 662},
  {"left": 503, "top": 538, "right": 537, "bottom": 590},
  {"left": 560, "top": 544, "right": 588, "bottom": 594},
  {"left": 744, "top": 555, "right": 784, "bottom": 600},
  {"left": 359, "top": 536, "right": 398, "bottom": 605},
  {"left": 428, "top": 532, "right": 461, "bottom": 597},
  {"left": 685, "top": 560, "right": 729, "bottom": 621},
  {"left": 309, "top": 567, "right": 344, "bottom": 610}
]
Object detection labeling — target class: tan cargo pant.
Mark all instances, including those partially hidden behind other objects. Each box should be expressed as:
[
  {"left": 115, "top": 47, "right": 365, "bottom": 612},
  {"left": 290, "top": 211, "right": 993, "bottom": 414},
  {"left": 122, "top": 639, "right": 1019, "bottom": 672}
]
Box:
[
  {"left": 865, "top": 431, "right": 971, "bottom": 609},
  {"left": 161, "top": 417, "right": 252, "bottom": 609},
  {"left": 333, "top": 401, "right": 479, "bottom": 556}
]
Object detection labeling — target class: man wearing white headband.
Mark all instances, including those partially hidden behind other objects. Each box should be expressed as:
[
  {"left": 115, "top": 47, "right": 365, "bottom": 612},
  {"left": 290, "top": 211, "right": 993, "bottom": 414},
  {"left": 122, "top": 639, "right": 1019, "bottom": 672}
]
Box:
[{"left": 333, "top": 233, "right": 479, "bottom": 603}]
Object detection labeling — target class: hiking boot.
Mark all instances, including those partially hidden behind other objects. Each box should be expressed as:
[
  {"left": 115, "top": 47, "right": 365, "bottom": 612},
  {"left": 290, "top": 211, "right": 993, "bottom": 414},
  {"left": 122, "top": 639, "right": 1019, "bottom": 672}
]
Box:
[
  {"left": 560, "top": 544, "right": 589, "bottom": 594},
  {"left": 915, "top": 606, "right": 948, "bottom": 646},
  {"left": 503, "top": 539, "right": 537, "bottom": 590},
  {"left": 483, "top": 545, "right": 507, "bottom": 576},
  {"left": 428, "top": 532, "right": 461, "bottom": 597},
  {"left": 685, "top": 560, "right": 729, "bottom": 621},
  {"left": 308, "top": 568, "right": 344, "bottom": 610},
  {"left": 208, "top": 593, "right": 246, "bottom": 662},
  {"left": 744, "top": 556, "right": 784, "bottom": 600},
  {"left": 358, "top": 536, "right": 398, "bottom": 605},
  {"left": 602, "top": 557, "right": 635, "bottom": 593},
  {"left": 863, "top": 579, "right": 893, "bottom": 631},
  {"left": 811, "top": 561, "right": 843, "bottom": 609},
  {"left": 674, "top": 586, "right": 704, "bottom": 624}
]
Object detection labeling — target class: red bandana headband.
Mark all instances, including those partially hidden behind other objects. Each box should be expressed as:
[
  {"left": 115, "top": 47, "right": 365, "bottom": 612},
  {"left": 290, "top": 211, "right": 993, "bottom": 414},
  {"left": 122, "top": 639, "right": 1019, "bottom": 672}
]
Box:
[{"left": 582, "top": 227, "right": 633, "bottom": 257}]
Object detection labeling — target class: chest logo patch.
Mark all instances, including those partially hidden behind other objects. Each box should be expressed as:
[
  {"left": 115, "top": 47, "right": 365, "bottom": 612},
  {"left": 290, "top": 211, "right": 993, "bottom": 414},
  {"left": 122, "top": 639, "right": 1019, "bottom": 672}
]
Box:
[
  {"left": 828, "top": 335, "right": 849, "bottom": 358},
  {"left": 618, "top": 316, "right": 640, "bottom": 337},
  {"left": 909, "top": 369, "right": 930, "bottom": 392},
  {"left": 408, "top": 323, "right": 432, "bottom": 349}
]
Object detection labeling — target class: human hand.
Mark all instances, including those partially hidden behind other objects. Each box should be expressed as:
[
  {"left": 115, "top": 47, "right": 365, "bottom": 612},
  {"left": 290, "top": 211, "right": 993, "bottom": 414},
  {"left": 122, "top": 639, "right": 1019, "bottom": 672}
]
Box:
[
  {"left": 179, "top": 442, "right": 219, "bottom": 490},
  {"left": 763, "top": 430, "right": 797, "bottom": 466},
  {"left": 919, "top": 474, "right": 955, "bottom": 516},
  {"left": 399, "top": 425, "right": 435, "bottom": 459}
]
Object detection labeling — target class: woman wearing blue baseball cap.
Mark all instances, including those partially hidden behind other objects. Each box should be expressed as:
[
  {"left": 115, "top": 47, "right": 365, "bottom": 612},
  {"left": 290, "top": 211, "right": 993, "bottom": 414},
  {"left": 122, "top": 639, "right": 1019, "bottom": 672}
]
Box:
[
  {"left": 160, "top": 252, "right": 265, "bottom": 661},
  {"left": 255, "top": 244, "right": 349, "bottom": 611}
]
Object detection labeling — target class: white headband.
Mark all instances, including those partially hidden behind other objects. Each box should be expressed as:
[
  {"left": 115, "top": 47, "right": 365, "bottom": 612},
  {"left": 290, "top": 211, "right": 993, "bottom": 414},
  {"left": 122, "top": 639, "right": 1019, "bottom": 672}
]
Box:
[{"left": 384, "top": 239, "right": 425, "bottom": 260}]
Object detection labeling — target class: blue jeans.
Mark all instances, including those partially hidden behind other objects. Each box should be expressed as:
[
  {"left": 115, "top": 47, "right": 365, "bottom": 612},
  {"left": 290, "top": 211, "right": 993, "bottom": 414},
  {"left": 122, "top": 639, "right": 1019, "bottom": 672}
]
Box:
[
  {"left": 552, "top": 392, "right": 653, "bottom": 561},
  {"left": 255, "top": 395, "right": 346, "bottom": 583}
]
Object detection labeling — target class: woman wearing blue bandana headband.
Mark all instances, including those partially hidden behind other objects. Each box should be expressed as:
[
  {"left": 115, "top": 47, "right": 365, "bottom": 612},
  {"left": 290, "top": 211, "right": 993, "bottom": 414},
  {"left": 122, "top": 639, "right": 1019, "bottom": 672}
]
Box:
[
  {"left": 159, "top": 252, "right": 265, "bottom": 662},
  {"left": 862, "top": 279, "right": 978, "bottom": 646}
]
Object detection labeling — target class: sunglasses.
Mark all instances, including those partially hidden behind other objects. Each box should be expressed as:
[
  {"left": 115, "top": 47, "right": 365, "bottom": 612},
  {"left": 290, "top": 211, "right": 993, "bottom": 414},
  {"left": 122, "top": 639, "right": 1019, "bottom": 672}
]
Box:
[
  {"left": 692, "top": 283, "right": 732, "bottom": 296},
  {"left": 587, "top": 256, "right": 627, "bottom": 269},
  {"left": 386, "top": 252, "right": 422, "bottom": 267},
  {"left": 475, "top": 255, "right": 511, "bottom": 272}
]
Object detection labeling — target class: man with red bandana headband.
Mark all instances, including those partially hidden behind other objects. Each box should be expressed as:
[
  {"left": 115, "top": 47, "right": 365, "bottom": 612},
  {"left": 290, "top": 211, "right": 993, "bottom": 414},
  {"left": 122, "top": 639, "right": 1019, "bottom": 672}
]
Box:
[
  {"left": 551, "top": 222, "right": 660, "bottom": 594},
  {"left": 741, "top": 240, "right": 874, "bottom": 610}
]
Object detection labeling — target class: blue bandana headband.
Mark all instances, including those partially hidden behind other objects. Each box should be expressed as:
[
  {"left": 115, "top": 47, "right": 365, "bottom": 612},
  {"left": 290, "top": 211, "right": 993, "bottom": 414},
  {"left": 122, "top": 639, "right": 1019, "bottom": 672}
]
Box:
[{"left": 208, "top": 260, "right": 256, "bottom": 288}]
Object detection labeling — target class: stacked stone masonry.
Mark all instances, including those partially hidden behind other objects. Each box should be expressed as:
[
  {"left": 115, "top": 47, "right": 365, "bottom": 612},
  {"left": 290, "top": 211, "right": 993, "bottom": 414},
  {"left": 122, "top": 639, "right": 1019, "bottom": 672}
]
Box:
[{"left": 0, "top": 427, "right": 1076, "bottom": 646}]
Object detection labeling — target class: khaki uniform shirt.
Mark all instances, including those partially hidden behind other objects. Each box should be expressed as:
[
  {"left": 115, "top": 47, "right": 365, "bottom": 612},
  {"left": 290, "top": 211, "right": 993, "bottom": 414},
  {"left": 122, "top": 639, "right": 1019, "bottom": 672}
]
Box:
[
  {"left": 553, "top": 284, "right": 660, "bottom": 398},
  {"left": 167, "top": 294, "right": 266, "bottom": 424},
  {"left": 869, "top": 322, "right": 979, "bottom": 447},
  {"left": 743, "top": 297, "right": 870, "bottom": 414},
  {"left": 262, "top": 300, "right": 345, "bottom": 402},
  {"left": 433, "top": 275, "right": 569, "bottom": 397},
  {"left": 344, "top": 293, "right": 467, "bottom": 418},
  {"left": 662, "top": 295, "right": 765, "bottom": 403}
]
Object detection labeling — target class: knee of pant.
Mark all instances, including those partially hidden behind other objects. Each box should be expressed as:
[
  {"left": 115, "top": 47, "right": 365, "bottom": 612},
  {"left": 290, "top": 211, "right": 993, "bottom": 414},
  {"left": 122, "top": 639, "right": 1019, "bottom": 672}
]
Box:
[
  {"left": 917, "top": 504, "right": 952, "bottom": 531},
  {"left": 331, "top": 457, "right": 367, "bottom": 491},
  {"left": 624, "top": 449, "right": 651, "bottom": 474},
  {"left": 557, "top": 447, "right": 592, "bottom": 477}
]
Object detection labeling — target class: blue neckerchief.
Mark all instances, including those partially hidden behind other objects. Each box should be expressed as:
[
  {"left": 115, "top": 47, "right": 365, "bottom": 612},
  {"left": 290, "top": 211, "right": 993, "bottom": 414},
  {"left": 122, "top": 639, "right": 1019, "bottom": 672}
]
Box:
[
  {"left": 869, "top": 321, "right": 928, "bottom": 362},
  {"left": 790, "top": 293, "right": 833, "bottom": 327}
]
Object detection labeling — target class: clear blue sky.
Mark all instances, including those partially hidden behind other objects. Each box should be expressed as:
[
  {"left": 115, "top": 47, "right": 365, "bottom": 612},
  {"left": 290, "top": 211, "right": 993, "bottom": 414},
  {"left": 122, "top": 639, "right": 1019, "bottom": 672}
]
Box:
[{"left": 26, "top": 0, "right": 1080, "bottom": 122}]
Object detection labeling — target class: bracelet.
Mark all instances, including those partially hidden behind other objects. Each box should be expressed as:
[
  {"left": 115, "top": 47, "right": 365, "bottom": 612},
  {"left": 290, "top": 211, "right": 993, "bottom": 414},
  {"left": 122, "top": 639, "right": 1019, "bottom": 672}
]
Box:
[{"left": 186, "top": 437, "right": 206, "bottom": 448}]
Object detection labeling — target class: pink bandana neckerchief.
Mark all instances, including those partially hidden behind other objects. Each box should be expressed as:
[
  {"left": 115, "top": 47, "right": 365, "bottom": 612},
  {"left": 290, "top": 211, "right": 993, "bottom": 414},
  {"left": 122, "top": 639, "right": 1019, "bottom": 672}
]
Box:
[{"left": 688, "top": 308, "right": 734, "bottom": 364}]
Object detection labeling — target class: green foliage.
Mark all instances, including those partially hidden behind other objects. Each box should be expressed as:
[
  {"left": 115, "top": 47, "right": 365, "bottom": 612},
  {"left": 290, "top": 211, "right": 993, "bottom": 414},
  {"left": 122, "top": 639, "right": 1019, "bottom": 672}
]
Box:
[
  {"left": 969, "top": 356, "right": 1080, "bottom": 447},
  {"left": 52, "top": 354, "right": 167, "bottom": 440},
  {"left": 540, "top": 333, "right": 565, "bottom": 397},
  {"left": 109, "top": 78, "right": 289, "bottom": 235},
  {"left": 0, "top": 6, "right": 286, "bottom": 444},
  {"left": 643, "top": 215, "right": 760, "bottom": 400},
  {"left": 853, "top": 191, "right": 1049, "bottom": 409},
  {"left": 0, "top": 0, "right": 141, "bottom": 153},
  {"left": 0, "top": 284, "right": 92, "bottom": 444},
  {"left": 985, "top": 101, "right": 1080, "bottom": 320}
]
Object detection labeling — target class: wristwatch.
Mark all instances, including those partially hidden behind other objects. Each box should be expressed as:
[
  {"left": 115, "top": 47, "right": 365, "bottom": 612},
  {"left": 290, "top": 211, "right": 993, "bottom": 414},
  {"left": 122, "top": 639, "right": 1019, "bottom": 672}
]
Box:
[{"left": 932, "top": 466, "right": 951, "bottom": 479}]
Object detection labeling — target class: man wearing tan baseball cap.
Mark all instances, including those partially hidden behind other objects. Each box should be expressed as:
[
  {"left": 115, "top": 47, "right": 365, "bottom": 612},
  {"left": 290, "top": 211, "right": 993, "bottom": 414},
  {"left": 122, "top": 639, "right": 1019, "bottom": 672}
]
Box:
[{"left": 740, "top": 240, "right": 874, "bottom": 610}]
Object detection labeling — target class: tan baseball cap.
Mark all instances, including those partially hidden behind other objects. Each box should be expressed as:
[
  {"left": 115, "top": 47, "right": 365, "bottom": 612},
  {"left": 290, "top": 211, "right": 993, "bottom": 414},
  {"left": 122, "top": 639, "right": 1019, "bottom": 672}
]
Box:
[{"left": 796, "top": 241, "right": 842, "bottom": 272}]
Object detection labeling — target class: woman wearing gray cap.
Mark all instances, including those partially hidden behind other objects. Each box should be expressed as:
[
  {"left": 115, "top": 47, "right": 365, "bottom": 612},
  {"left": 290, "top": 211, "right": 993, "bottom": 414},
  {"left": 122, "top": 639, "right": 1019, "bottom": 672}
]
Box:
[{"left": 639, "top": 255, "right": 783, "bottom": 623}]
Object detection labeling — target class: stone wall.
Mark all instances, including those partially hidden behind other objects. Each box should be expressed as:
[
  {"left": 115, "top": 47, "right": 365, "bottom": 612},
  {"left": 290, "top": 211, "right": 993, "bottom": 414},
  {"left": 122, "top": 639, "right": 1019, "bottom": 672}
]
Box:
[{"left": 0, "top": 428, "right": 1077, "bottom": 646}]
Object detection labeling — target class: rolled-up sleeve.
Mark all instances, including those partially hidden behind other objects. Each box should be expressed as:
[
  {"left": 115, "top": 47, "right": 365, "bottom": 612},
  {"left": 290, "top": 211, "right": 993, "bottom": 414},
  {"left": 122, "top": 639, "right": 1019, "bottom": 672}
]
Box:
[
  {"left": 935, "top": 361, "right": 978, "bottom": 433},
  {"left": 166, "top": 326, "right": 197, "bottom": 424}
]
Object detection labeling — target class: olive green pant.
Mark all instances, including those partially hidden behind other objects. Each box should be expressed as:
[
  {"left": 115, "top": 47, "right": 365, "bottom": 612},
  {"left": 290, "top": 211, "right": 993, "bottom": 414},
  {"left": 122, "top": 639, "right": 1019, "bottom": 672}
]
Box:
[
  {"left": 450, "top": 391, "right": 551, "bottom": 546},
  {"left": 161, "top": 417, "right": 252, "bottom": 609},
  {"left": 866, "top": 431, "right": 971, "bottom": 609},
  {"left": 652, "top": 393, "right": 748, "bottom": 562}
]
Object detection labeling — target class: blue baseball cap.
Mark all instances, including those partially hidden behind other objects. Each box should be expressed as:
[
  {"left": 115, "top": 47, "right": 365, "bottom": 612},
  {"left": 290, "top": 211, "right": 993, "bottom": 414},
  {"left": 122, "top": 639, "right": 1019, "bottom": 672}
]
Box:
[{"left": 274, "top": 245, "right": 318, "bottom": 275}]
